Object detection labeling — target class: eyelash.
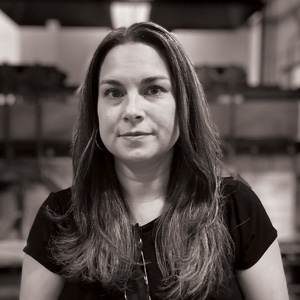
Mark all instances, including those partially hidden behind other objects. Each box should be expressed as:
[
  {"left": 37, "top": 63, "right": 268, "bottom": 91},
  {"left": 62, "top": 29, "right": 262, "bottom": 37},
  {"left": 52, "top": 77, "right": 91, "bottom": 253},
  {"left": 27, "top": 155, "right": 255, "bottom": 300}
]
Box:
[
  {"left": 103, "top": 85, "right": 166, "bottom": 99},
  {"left": 104, "top": 88, "right": 123, "bottom": 98},
  {"left": 145, "top": 85, "right": 165, "bottom": 96}
]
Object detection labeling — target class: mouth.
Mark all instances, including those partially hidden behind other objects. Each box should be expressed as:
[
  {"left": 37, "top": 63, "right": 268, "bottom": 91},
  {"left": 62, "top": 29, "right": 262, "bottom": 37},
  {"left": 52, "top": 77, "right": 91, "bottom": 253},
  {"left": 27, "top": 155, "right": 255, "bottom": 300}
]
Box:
[{"left": 119, "top": 131, "right": 153, "bottom": 137}]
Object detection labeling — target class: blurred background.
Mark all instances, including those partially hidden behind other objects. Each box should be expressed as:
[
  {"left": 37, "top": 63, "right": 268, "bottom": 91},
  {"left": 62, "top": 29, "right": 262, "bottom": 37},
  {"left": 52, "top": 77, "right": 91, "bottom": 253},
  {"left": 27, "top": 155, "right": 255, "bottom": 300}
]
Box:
[{"left": 0, "top": 0, "right": 299, "bottom": 299}]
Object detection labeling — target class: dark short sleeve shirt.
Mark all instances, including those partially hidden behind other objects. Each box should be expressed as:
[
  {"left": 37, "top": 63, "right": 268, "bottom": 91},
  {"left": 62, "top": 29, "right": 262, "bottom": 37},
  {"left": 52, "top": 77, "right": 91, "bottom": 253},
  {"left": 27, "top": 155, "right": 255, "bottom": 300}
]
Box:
[{"left": 23, "top": 178, "right": 277, "bottom": 300}]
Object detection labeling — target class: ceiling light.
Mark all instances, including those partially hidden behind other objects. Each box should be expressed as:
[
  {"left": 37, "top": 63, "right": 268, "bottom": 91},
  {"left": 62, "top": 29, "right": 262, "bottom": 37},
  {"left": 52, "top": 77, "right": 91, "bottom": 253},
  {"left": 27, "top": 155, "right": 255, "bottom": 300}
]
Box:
[{"left": 110, "top": 1, "right": 151, "bottom": 28}]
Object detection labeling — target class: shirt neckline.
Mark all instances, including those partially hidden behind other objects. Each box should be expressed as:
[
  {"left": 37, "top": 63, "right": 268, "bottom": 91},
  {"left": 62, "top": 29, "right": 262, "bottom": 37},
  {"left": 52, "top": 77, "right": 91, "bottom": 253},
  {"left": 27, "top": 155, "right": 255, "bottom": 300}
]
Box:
[{"left": 133, "top": 217, "right": 159, "bottom": 236}]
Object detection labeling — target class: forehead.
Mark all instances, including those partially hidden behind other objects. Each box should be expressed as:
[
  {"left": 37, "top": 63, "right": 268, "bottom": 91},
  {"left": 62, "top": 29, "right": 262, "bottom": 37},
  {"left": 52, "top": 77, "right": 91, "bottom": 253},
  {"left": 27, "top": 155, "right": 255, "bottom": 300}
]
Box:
[{"left": 99, "top": 42, "right": 171, "bottom": 79}]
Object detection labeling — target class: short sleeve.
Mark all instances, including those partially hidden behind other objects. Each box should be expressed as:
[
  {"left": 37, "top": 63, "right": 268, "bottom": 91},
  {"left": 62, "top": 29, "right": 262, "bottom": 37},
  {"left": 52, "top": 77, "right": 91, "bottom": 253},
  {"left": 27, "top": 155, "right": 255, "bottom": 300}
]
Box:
[
  {"left": 23, "top": 189, "right": 71, "bottom": 273},
  {"left": 223, "top": 178, "right": 277, "bottom": 270}
]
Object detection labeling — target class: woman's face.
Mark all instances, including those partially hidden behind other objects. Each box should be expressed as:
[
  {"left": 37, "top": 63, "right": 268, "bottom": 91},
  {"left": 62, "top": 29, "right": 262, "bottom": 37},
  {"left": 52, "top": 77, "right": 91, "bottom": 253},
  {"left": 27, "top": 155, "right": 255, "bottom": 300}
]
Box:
[{"left": 97, "top": 42, "right": 179, "bottom": 165}]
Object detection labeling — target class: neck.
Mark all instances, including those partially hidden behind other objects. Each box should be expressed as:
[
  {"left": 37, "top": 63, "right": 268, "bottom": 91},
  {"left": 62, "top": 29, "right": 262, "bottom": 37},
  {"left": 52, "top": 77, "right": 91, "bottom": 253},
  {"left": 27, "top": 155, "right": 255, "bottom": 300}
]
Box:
[{"left": 115, "top": 154, "right": 173, "bottom": 225}]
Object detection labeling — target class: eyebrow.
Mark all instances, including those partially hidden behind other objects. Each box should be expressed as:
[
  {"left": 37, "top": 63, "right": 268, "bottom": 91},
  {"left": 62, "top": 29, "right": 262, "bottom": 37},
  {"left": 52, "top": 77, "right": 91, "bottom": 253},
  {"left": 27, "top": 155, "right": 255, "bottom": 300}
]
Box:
[
  {"left": 99, "top": 76, "right": 170, "bottom": 86},
  {"left": 99, "top": 79, "right": 122, "bottom": 86},
  {"left": 141, "top": 76, "right": 170, "bottom": 84}
]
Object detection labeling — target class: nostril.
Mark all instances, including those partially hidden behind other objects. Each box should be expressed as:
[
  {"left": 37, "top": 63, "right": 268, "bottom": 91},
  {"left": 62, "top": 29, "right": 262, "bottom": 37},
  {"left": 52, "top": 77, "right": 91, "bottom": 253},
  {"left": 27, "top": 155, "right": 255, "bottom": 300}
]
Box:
[{"left": 123, "top": 114, "right": 144, "bottom": 122}]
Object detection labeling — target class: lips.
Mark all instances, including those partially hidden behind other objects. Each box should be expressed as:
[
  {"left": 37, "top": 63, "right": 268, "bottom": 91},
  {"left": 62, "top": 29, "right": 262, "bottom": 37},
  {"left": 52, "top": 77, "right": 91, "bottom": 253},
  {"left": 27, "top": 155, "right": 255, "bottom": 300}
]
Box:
[{"left": 119, "top": 131, "right": 152, "bottom": 137}]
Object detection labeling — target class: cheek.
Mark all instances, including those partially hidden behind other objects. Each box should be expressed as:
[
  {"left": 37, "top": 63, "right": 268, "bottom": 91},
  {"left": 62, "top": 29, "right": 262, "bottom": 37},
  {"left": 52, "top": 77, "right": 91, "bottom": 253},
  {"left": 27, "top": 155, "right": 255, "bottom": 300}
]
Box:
[
  {"left": 97, "top": 107, "right": 119, "bottom": 144},
  {"left": 168, "top": 102, "right": 178, "bottom": 126},
  {"left": 170, "top": 105, "right": 180, "bottom": 140},
  {"left": 97, "top": 102, "right": 109, "bottom": 126},
  {"left": 97, "top": 108, "right": 109, "bottom": 137},
  {"left": 160, "top": 104, "right": 179, "bottom": 138},
  {"left": 173, "top": 118, "right": 180, "bottom": 136},
  {"left": 171, "top": 119, "right": 180, "bottom": 144}
]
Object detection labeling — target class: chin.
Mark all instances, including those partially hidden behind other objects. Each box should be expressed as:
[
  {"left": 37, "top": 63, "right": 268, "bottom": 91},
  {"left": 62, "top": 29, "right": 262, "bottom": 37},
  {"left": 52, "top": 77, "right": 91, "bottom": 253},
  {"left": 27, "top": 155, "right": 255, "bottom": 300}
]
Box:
[
  {"left": 123, "top": 154, "right": 153, "bottom": 163},
  {"left": 112, "top": 146, "right": 173, "bottom": 165},
  {"left": 114, "top": 150, "right": 156, "bottom": 163}
]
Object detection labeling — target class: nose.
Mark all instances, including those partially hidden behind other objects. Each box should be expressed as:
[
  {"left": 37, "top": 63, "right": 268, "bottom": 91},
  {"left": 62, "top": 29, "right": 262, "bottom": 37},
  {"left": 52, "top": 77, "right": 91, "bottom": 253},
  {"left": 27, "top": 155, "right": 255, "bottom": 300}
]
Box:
[{"left": 122, "top": 92, "right": 145, "bottom": 123}]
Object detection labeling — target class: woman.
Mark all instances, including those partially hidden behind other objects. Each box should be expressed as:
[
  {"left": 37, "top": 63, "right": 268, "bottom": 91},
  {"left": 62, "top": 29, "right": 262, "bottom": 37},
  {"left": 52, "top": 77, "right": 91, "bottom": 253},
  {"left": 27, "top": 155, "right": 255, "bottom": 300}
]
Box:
[{"left": 20, "top": 22, "right": 288, "bottom": 300}]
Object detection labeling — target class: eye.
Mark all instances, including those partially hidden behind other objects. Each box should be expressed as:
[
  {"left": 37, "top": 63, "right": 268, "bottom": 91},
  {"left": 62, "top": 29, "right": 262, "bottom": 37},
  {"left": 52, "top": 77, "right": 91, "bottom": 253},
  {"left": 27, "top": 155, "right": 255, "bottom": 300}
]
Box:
[
  {"left": 104, "top": 88, "right": 123, "bottom": 99},
  {"left": 145, "top": 85, "right": 165, "bottom": 96}
]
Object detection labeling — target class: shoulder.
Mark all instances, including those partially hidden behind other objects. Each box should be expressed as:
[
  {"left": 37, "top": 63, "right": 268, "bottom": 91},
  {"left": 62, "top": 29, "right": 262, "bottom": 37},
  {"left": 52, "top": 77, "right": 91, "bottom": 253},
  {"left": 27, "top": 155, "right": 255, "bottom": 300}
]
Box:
[
  {"left": 221, "top": 176, "right": 264, "bottom": 219},
  {"left": 41, "top": 187, "right": 72, "bottom": 215},
  {"left": 221, "top": 176, "right": 251, "bottom": 197},
  {"left": 220, "top": 176, "right": 270, "bottom": 228},
  {"left": 28, "top": 187, "right": 72, "bottom": 230},
  {"left": 221, "top": 176, "right": 277, "bottom": 270},
  {"left": 23, "top": 188, "right": 72, "bottom": 273},
  {"left": 28, "top": 187, "right": 72, "bottom": 237}
]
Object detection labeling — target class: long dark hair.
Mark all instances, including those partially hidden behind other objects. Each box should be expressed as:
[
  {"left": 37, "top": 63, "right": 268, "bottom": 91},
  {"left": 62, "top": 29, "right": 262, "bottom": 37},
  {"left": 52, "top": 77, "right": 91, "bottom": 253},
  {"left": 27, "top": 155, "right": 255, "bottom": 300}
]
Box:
[{"left": 50, "top": 22, "right": 233, "bottom": 299}]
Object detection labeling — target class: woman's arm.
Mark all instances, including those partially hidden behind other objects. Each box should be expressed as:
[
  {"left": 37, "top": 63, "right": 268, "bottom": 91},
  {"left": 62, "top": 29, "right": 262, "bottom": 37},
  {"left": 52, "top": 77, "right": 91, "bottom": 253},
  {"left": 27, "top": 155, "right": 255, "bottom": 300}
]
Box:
[
  {"left": 237, "top": 239, "right": 289, "bottom": 300},
  {"left": 20, "top": 254, "right": 66, "bottom": 300}
]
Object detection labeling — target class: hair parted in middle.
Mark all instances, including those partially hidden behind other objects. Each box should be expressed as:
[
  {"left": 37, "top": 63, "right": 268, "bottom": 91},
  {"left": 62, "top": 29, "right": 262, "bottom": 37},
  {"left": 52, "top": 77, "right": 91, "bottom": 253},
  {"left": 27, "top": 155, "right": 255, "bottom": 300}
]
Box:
[{"left": 50, "top": 22, "right": 234, "bottom": 300}]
